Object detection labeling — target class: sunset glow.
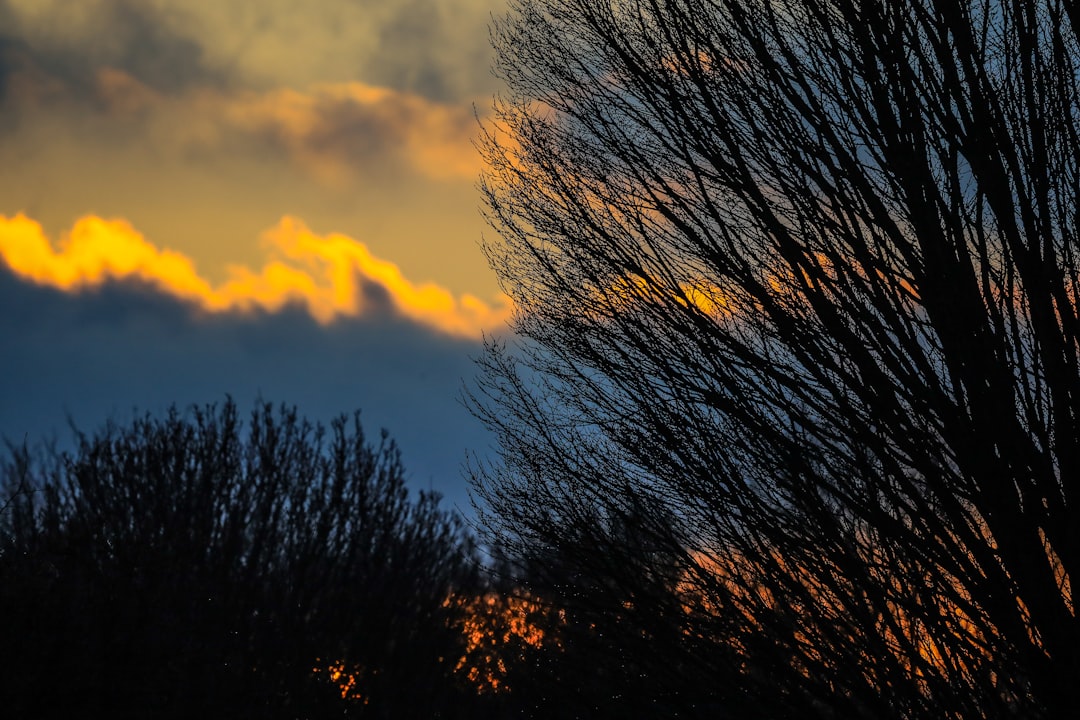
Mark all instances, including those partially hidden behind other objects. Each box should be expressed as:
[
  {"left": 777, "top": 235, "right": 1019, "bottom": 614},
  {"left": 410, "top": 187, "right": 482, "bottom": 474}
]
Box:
[
  {"left": 312, "top": 658, "right": 368, "bottom": 704},
  {"left": 451, "top": 592, "right": 562, "bottom": 693},
  {"left": 0, "top": 213, "right": 511, "bottom": 338}
]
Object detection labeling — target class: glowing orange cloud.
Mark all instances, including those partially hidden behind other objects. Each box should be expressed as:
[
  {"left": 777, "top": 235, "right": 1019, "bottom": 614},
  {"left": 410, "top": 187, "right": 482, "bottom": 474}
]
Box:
[{"left": 0, "top": 213, "right": 511, "bottom": 339}]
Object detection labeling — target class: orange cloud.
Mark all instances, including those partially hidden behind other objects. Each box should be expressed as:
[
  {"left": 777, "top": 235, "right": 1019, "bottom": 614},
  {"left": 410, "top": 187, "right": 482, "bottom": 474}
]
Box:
[
  {"left": 6, "top": 63, "right": 486, "bottom": 186},
  {"left": 0, "top": 213, "right": 511, "bottom": 339},
  {"left": 68, "top": 69, "right": 484, "bottom": 187},
  {"left": 220, "top": 82, "right": 483, "bottom": 185}
]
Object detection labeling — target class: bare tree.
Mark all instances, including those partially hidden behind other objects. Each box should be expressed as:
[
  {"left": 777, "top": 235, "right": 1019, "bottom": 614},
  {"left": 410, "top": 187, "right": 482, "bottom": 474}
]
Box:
[{"left": 470, "top": 0, "right": 1080, "bottom": 716}]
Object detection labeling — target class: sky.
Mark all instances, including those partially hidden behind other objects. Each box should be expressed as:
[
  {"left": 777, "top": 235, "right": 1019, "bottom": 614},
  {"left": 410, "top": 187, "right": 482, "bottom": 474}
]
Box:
[{"left": 0, "top": 0, "right": 513, "bottom": 513}]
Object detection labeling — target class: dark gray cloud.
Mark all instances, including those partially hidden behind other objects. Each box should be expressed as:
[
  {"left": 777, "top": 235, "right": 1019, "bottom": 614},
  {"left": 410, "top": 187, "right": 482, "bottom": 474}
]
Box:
[
  {"left": 200, "top": 0, "right": 505, "bottom": 101},
  {"left": 369, "top": 0, "right": 497, "bottom": 102},
  {"left": 0, "top": 0, "right": 490, "bottom": 188},
  {"left": 0, "top": 0, "right": 505, "bottom": 108},
  {"left": 0, "top": 0, "right": 217, "bottom": 104},
  {"left": 0, "top": 267, "right": 492, "bottom": 514}
]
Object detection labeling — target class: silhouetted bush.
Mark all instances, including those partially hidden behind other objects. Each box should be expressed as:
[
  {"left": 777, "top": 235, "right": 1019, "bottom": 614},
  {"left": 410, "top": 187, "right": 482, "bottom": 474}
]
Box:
[{"left": 0, "top": 399, "right": 484, "bottom": 718}]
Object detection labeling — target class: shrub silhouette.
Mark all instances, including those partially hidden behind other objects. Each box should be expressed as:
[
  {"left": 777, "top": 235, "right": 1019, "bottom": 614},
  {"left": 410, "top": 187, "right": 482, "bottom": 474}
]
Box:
[{"left": 0, "top": 399, "right": 482, "bottom": 719}]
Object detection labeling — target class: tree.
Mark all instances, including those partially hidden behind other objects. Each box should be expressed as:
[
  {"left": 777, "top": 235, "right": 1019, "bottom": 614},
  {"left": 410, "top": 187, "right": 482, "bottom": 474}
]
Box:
[
  {"left": 470, "top": 1, "right": 1080, "bottom": 717},
  {"left": 0, "top": 400, "right": 484, "bottom": 718}
]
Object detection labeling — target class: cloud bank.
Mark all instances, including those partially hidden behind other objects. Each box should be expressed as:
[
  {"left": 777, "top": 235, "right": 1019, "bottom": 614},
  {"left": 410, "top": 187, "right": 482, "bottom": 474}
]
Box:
[
  {"left": 0, "top": 213, "right": 510, "bottom": 338},
  {"left": 0, "top": 260, "right": 497, "bottom": 512},
  {"left": 4, "top": 64, "right": 484, "bottom": 187},
  {"left": 0, "top": 0, "right": 506, "bottom": 101}
]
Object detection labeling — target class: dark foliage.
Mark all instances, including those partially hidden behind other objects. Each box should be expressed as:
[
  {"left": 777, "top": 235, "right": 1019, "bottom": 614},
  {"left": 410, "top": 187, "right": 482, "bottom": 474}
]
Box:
[
  {"left": 471, "top": 0, "right": 1080, "bottom": 717},
  {"left": 0, "top": 399, "right": 484, "bottom": 719}
]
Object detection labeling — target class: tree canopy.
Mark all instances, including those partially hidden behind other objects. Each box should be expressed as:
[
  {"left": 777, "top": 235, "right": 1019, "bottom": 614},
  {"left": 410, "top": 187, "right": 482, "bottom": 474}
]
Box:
[
  {"left": 471, "top": 1, "right": 1080, "bottom": 716},
  {"left": 0, "top": 400, "right": 485, "bottom": 718}
]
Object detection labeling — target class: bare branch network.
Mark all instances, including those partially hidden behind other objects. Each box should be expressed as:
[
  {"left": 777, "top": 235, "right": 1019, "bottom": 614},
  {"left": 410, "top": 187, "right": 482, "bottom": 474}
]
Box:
[{"left": 470, "top": 1, "right": 1080, "bottom": 717}]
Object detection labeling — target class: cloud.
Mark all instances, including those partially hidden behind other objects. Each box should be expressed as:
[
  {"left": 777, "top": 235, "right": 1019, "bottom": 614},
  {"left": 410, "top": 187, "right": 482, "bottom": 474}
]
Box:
[
  {"left": 362, "top": 0, "right": 505, "bottom": 102},
  {"left": 0, "top": 0, "right": 506, "bottom": 102},
  {"left": 0, "top": 262, "right": 493, "bottom": 512},
  {"left": 1, "top": 64, "right": 486, "bottom": 185},
  {"left": 220, "top": 81, "right": 486, "bottom": 184},
  {"left": 0, "top": 0, "right": 217, "bottom": 101},
  {"left": 0, "top": 0, "right": 500, "bottom": 186},
  {"left": 0, "top": 213, "right": 511, "bottom": 339},
  {"left": 170, "top": 0, "right": 506, "bottom": 102},
  {"left": 0, "top": 0, "right": 511, "bottom": 513},
  {"left": 0, "top": 0, "right": 504, "bottom": 301}
]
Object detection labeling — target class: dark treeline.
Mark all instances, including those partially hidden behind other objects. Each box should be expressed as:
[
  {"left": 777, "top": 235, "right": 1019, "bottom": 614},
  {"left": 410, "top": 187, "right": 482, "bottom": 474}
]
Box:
[
  {"left": 0, "top": 400, "right": 504, "bottom": 718},
  {"left": 0, "top": 399, "right": 727, "bottom": 718}
]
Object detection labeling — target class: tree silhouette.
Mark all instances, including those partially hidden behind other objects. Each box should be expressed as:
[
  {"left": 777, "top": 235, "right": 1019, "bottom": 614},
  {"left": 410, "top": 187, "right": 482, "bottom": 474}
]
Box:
[
  {"left": 0, "top": 399, "right": 484, "bottom": 718},
  {"left": 470, "top": 0, "right": 1080, "bottom": 717}
]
